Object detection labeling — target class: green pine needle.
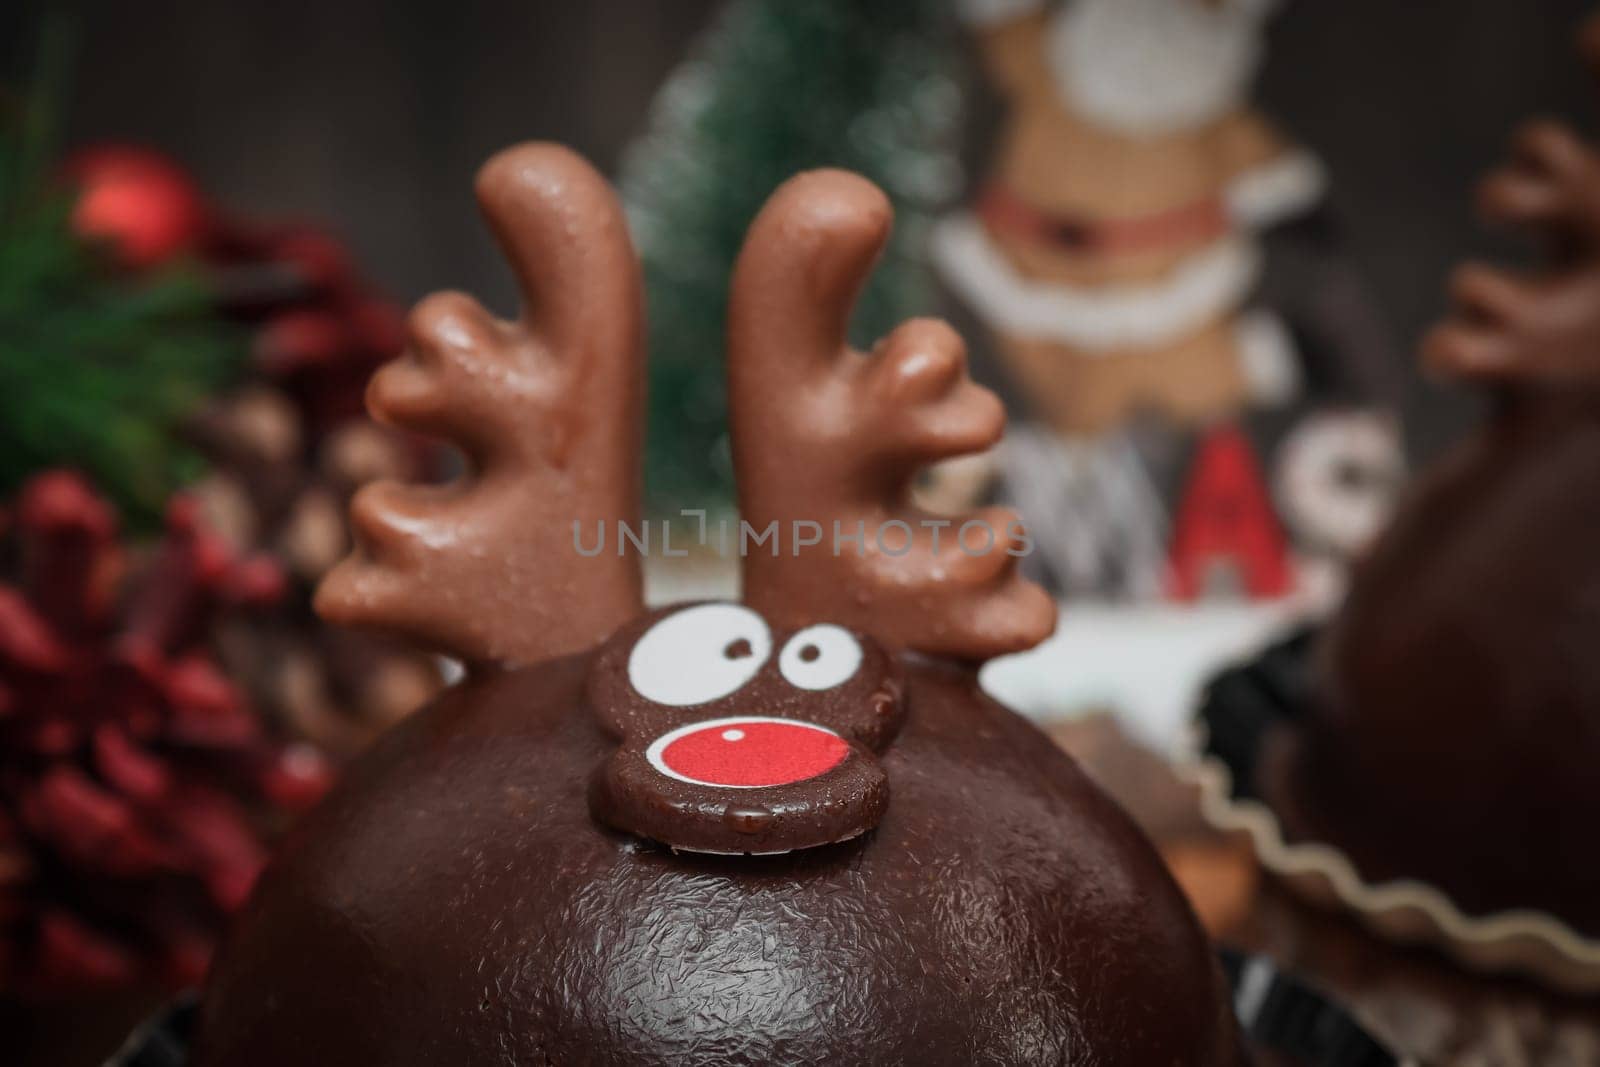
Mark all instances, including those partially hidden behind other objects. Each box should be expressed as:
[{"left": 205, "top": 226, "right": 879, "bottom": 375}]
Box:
[{"left": 0, "top": 38, "right": 244, "bottom": 528}]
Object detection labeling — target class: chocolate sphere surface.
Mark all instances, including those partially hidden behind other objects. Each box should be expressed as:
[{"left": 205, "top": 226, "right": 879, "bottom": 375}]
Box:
[
  {"left": 1282, "top": 395, "right": 1600, "bottom": 936},
  {"left": 1271, "top": 21, "right": 1600, "bottom": 942},
  {"left": 194, "top": 620, "right": 1242, "bottom": 1065}
]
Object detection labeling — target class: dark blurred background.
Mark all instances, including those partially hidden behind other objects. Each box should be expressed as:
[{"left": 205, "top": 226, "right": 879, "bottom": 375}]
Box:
[{"left": 4, "top": 0, "right": 1597, "bottom": 454}]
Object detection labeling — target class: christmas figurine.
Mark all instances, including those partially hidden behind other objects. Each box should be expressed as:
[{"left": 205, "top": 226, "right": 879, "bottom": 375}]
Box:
[
  {"left": 934, "top": 0, "right": 1403, "bottom": 600},
  {"left": 190, "top": 144, "right": 1248, "bottom": 1065}
]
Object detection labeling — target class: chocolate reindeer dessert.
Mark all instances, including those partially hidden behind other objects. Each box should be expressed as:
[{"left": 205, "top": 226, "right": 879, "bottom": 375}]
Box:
[
  {"left": 189, "top": 144, "right": 1245, "bottom": 1064},
  {"left": 1263, "top": 22, "right": 1600, "bottom": 947}
]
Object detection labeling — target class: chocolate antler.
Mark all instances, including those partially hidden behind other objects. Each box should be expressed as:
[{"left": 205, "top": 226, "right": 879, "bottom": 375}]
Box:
[
  {"left": 1424, "top": 19, "right": 1600, "bottom": 383},
  {"left": 728, "top": 170, "right": 1055, "bottom": 661},
  {"left": 316, "top": 144, "right": 644, "bottom": 667}
]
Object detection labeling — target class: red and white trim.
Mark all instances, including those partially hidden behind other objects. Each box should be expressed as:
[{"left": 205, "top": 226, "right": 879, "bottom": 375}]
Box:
[{"left": 932, "top": 216, "right": 1261, "bottom": 351}]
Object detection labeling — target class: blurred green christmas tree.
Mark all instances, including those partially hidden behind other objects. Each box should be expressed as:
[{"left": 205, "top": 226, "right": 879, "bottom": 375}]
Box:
[{"left": 621, "top": 0, "right": 965, "bottom": 514}]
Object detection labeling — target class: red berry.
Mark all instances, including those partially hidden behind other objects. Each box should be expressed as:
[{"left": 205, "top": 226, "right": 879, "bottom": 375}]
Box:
[{"left": 65, "top": 145, "right": 209, "bottom": 269}]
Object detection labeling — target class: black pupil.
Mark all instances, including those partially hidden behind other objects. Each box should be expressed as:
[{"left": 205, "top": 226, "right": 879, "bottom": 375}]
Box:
[
  {"left": 799, "top": 644, "right": 820, "bottom": 663},
  {"left": 724, "top": 638, "right": 753, "bottom": 660},
  {"left": 1336, "top": 461, "right": 1369, "bottom": 490}
]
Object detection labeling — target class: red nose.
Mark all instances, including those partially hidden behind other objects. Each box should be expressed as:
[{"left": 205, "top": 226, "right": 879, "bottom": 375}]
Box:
[{"left": 649, "top": 717, "right": 849, "bottom": 788}]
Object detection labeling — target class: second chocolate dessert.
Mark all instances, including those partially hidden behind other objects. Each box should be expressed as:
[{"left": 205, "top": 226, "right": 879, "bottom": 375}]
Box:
[{"left": 1268, "top": 22, "right": 1600, "bottom": 943}]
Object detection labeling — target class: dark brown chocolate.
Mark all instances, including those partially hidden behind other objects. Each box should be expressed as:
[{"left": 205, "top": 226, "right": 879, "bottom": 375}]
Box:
[
  {"left": 1277, "top": 20, "right": 1600, "bottom": 939},
  {"left": 587, "top": 604, "right": 905, "bottom": 855},
  {"left": 1279, "top": 392, "right": 1600, "bottom": 937},
  {"left": 193, "top": 653, "right": 1242, "bottom": 1065},
  {"left": 314, "top": 143, "right": 645, "bottom": 669},
  {"left": 729, "top": 170, "right": 1056, "bottom": 663},
  {"left": 1421, "top": 17, "right": 1600, "bottom": 386}
]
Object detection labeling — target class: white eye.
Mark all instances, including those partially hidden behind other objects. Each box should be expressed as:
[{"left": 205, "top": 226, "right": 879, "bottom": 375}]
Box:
[
  {"left": 778, "top": 625, "right": 862, "bottom": 691},
  {"left": 628, "top": 604, "right": 772, "bottom": 706}
]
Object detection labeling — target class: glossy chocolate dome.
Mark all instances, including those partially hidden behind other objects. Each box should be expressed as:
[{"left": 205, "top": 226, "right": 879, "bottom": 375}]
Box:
[
  {"left": 193, "top": 646, "right": 1243, "bottom": 1065},
  {"left": 1283, "top": 393, "right": 1600, "bottom": 937}
]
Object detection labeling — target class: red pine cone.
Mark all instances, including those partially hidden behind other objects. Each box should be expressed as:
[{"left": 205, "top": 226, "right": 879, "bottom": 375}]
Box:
[
  {"left": 180, "top": 211, "right": 447, "bottom": 758},
  {"left": 0, "top": 472, "right": 333, "bottom": 998}
]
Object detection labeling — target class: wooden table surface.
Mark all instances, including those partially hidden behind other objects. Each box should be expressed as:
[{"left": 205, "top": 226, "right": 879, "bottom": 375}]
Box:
[{"left": 1046, "top": 716, "right": 1600, "bottom": 1066}]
